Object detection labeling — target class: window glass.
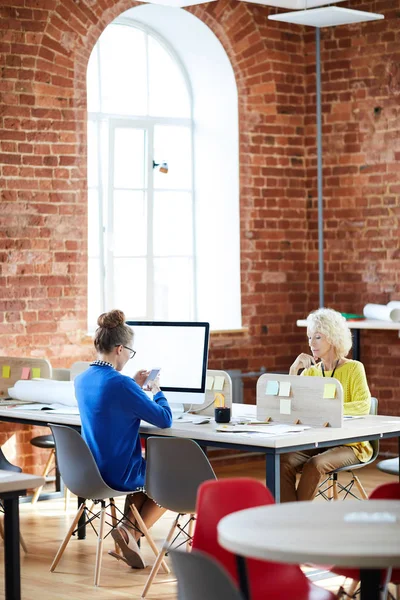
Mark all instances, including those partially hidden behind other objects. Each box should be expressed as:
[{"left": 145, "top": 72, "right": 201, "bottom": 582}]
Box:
[
  {"left": 114, "top": 258, "right": 147, "bottom": 316},
  {"left": 113, "top": 128, "right": 146, "bottom": 189},
  {"left": 154, "top": 125, "right": 192, "bottom": 190},
  {"left": 153, "top": 191, "right": 192, "bottom": 256},
  {"left": 154, "top": 257, "right": 194, "bottom": 320},
  {"left": 113, "top": 190, "right": 147, "bottom": 257},
  {"left": 148, "top": 35, "right": 190, "bottom": 118},
  {"left": 99, "top": 25, "right": 147, "bottom": 115}
]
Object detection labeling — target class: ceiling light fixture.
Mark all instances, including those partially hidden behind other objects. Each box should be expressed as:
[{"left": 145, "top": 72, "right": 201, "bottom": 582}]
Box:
[{"left": 268, "top": 6, "right": 384, "bottom": 27}]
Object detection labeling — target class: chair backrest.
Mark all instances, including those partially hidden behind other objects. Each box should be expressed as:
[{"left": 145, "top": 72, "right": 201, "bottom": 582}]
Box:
[
  {"left": 192, "top": 478, "right": 316, "bottom": 600},
  {"left": 369, "top": 397, "right": 379, "bottom": 461},
  {"left": 145, "top": 437, "right": 216, "bottom": 513},
  {"left": 0, "top": 448, "right": 21, "bottom": 473},
  {"left": 370, "top": 482, "right": 400, "bottom": 500},
  {"left": 49, "top": 424, "right": 119, "bottom": 500},
  {"left": 170, "top": 549, "right": 244, "bottom": 600}
]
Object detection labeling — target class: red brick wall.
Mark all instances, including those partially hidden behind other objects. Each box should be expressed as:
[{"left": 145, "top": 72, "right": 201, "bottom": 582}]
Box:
[{"left": 0, "top": 0, "right": 398, "bottom": 470}]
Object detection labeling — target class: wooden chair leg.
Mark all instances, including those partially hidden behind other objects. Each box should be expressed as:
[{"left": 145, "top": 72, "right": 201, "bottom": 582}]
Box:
[
  {"left": 333, "top": 475, "right": 339, "bottom": 500},
  {"left": 130, "top": 504, "right": 170, "bottom": 574},
  {"left": 64, "top": 486, "right": 71, "bottom": 512},
  {"left": 19, "top": 532, "right": 28, "bottom": 553},
  {"left": 50, "top": 503, "right": 85, "bottom": 572},
  {"left": 94, "top": 503, "right": 106, "bottom": 587},
  {"left": 353, "top": 474, "right": 368, "bottom": 500},
  {"left": 347, "top": 579, "right": 359, "bottom": 597},
  {"left": 187, "top": 514, "right": 195, "bottom": 551},
  {"left": 31, "top": 449, "right": 55, "bottom": 504},
  {"left": 141, "top": 516, "right": 180, "bottom": 599},
  {"left": 109, "top": 500, "right": 121, "bottom": 555}
]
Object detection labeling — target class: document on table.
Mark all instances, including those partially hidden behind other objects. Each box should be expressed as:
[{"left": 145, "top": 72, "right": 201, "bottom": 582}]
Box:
[
  {"left": 8, "top": 403, "right": 80, "bottom": 414},
  {"left": 216, "top": 423, "right": 311, "bottom": 435}
]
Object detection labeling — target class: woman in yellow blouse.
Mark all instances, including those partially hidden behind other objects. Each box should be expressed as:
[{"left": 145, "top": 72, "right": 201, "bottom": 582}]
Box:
[{"left": 281, "top": 307, "right": 372, "bottom": 502}]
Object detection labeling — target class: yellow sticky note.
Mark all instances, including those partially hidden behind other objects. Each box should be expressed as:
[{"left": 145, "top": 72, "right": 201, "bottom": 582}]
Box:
[
  {"left": 280, "top": 398, "right": 291, "bottom": 415},
  {"left": 323, "top": 383, "right": 336, "bottom": 399},
  {"left": 266, "top": 380, "right": 279, "bottom": 396},
  {"left": 2, "top": 365, "right": 11, "bottom": 379},
  {"left": 21, "top": 367, "right": 30, "bottom": 380},
  {"left": 214, "top": 392, "right": 225, "bottom": 408},
  {"left": 279, "top": 381, "right": 291, "bottom": 397},
  {"left": 31, "top": 368, "right": 41, "bottom": 379},
  {"left": 206, "top": 376, "right": 214, "bottom": 391},
  {"left": 213, "top": 376, "right": 225, "bottom": 391}
]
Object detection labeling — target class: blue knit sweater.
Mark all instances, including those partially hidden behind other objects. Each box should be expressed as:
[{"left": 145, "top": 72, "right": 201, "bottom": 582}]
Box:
[{"left": 75, "top": 365, "right": 172, "bottom": 491}]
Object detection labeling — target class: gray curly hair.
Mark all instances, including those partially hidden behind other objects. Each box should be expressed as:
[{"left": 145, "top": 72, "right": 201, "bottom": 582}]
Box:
[{"left": 306, "top": 308, "right": 352, "bottom": 359}]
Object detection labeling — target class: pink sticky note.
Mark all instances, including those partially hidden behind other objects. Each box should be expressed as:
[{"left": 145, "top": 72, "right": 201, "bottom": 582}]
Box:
[{"left": 21, "top": 367, "right": 31, "bottom": 380}]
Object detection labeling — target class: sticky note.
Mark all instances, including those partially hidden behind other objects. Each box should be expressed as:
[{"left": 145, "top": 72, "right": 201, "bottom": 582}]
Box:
[
  {"left": 206, "top": 376, "right": 214, "bottom": 390},
  {"left": 280, "top": 398, "right": 291, "bottom": 415},
  {"left": 323, "top": 383, "right": 336, "bottom": 399},
  {"left": 213, "top": 376, "right": 225, "bottom": 391},
  {"left": 21, "top": 367, "right": 30, "bottom": 380},
  {"left": 214, "top": 392, "right": 225, "bottom": 408},
  {"left": 279, "top": 382, "right": 291, "bottom": 397},
  {"left": 31, "top": 368, "right": 41, "bottom": 379},
  {"left": 265, "top": 380, "right": 279, "bottom": 396},
  {"left": 2, "top": 366, "right": 10, "bottom": 379}
]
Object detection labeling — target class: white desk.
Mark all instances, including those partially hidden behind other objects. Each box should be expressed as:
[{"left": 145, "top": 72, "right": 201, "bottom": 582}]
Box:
[
  {"left": 0, "top": 404, "right": 399, "bottom": 502},
  {"left": 297, "top": 319, "right": 400, "bottom": 361},
  {"left": 218, "top": 500, "right": 400, "bottom": 600},
  {"left": 0, "top": 470, "right": 45, "bottom": 600}
]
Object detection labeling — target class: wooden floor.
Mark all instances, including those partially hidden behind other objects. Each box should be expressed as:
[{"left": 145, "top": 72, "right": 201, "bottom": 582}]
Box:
[{"left": 1, "top": 458, "right": 398, "bottom": 600}]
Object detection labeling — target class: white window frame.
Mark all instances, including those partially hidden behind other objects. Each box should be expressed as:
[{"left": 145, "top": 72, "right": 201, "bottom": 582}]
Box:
[{"left": 88, "top": 18, "right": 196, "bottom": 326}]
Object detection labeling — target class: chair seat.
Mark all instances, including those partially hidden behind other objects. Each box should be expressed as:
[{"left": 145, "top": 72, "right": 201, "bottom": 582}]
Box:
[
  {"left": 30, "top": 435, "right": 55, "bottom": 449},
  {"left": 329, "top": 456, "right": 375, "bottom": 474},
  {"left": 376, "top": 457, "right": 399, "bottom": 476}
]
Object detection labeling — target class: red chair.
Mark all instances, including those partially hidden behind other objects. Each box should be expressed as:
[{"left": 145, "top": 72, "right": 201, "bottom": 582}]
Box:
[
  {"left": 192, "top": 478, "right": 335, "bottom": 600},
  {"left": 331, "top": 482, "right": 400, "bottom": 597}
]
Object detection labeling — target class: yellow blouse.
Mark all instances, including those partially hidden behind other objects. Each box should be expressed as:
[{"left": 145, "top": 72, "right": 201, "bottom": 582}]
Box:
[{"left": 302, "top": 360, "right": 373, "bottom": 463}]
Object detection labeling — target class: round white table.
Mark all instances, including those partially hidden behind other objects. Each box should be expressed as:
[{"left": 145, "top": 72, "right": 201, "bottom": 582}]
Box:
[{"left": 218, "top": 500, "right": 400, "bottom": 600}]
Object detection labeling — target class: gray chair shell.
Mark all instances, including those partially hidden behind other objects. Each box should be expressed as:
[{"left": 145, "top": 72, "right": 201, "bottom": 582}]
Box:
[
  {"left": 170, "top": 549, "right": 244, "bottom": 600},
  {"left": 377, "top": 457, "right": 399, "bottom": 476},
  {"left": 49, "top": 424, "right": 164, "bottom": 586},
  {"left": 141, "top": 436, "right": 217, "bottom": 598}
]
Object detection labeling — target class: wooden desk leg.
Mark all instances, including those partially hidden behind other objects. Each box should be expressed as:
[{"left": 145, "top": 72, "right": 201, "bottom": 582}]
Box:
[
  {"left": 3, "top": 493, "right": 21, "bottom": 600},
  {"left": 266, "top": 453, "right": 280, "bottom": 503},
  {"left": 236, "top": 555, "right": 250, "bottom": 600},
  {"left": 77, "top": 496, "right": 86, "bottom": 539},
  {"left": 360, "top": 568, "right": 380, "bottom": 600},
  {"left": 352, "top": 330, "right": 361, "bottom": 361}
]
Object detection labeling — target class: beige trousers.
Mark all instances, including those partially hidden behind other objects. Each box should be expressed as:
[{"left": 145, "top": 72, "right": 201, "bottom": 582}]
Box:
[{"left": 280, "top": 446, "right": 361, "bottom": 503}]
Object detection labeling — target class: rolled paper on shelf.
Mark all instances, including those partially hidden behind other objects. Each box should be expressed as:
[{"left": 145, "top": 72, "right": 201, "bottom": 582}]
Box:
[
  {"left": 363, "top": 303, "right": 400, "bottom": 322},
  {"left": 386, "top": 301, "right": 400, "bottom": 317},
  {"left": 8, "top": 379, "right": 77, "bottom": 406}
]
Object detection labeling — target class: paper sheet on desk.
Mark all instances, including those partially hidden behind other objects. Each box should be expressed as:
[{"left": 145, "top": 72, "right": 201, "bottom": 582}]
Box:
[
  {"left": 10, "top": 403, "right": 80, "bottom": 414},
  {"left": 8, "top": 379, "right": 77, "bottom": 406},
  {"left": 217, "top": 424, "right": 311, "bottom": 434}
]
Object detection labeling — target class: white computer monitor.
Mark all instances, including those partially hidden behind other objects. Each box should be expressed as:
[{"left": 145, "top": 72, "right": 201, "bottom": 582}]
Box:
[{"left": 123, "top": 321, "right": 210, "bottom": 405}]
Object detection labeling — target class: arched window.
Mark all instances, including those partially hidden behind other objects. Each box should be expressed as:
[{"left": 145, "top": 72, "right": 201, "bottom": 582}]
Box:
[{"left": 87, "top": 8, "right": 241, "bottom": 332}]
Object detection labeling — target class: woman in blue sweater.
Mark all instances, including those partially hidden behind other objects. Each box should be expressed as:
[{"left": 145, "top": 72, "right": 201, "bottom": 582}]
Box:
[{"left": 74, "top": 309, "right": 172, "bottom": 569}]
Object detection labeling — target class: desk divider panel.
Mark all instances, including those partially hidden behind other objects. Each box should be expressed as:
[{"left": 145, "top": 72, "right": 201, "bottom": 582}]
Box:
[
  {"left": 188, "top": 369, "right": 232, "bottom": 416},
  {"left": 257, "top": 373, "right": 343, "bottom": 428},
  {"left": 0, "top": 356, "right": 52, "bottom": 398}
]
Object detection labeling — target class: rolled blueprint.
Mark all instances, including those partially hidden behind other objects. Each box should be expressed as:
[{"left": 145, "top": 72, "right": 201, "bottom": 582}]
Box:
[
  {"left": 363, "top": 303, "right": 400, "bottom": 322},
  {"left": 8, "top": 379, "right": 77, "bottom": 406},
  {"left": 387, "top": 301, "right": 400, "bottom": 315}
]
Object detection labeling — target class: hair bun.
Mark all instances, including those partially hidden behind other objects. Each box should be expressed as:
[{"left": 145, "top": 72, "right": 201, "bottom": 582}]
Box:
[{"left": 97, "top": 309, "right": 126, "bottom": 329}]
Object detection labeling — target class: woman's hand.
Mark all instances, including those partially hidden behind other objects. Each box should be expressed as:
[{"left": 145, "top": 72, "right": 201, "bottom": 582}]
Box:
[
  {"left": 134, "top": 370, "right": 149, "bottom": 388},
  {"left": 289, "top": 353, "right": 315, "bottom": 375},
  {"left": 148, "top": 375, "right": 161, "bottom": 395}
]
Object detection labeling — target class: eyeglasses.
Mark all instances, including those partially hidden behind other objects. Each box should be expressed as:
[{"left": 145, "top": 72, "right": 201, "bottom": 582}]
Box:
[{"left": 116, "top": 345, "right": 136, "bottom": 359}]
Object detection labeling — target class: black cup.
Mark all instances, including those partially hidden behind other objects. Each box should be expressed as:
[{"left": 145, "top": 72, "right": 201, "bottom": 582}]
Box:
[{"left": 214, "top": 406, "right": 231, "bottom": 423}]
